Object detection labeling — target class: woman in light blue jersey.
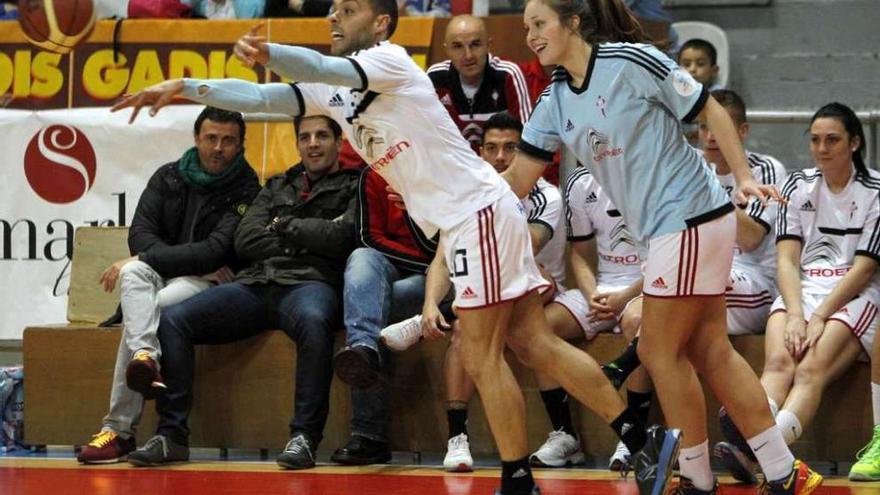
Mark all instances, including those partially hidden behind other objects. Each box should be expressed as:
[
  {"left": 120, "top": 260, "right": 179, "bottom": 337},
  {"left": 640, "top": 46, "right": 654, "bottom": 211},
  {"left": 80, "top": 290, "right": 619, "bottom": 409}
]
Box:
[{"left": 504, "top": 0, "right": 822, "bottom": 493}]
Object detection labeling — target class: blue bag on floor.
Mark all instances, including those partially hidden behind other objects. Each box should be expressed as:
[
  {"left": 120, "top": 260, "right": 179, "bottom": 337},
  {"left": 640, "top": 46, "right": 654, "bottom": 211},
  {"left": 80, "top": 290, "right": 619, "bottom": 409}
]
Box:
[{"left": 0, "top": 366, "right": 29, "bottom": 453}]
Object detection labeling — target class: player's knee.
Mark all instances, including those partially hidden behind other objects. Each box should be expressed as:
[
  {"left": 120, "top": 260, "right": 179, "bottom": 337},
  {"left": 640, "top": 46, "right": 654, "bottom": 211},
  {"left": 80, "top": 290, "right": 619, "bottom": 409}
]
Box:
[
  {"left": 792, "top": 359, "right": 825, "bottom": 388},
  {"left": 763, "top": 347, "right": 795, "bottom": 377},
  {"left": 620, "top": 312, "right": 641, "bottom": 340}
]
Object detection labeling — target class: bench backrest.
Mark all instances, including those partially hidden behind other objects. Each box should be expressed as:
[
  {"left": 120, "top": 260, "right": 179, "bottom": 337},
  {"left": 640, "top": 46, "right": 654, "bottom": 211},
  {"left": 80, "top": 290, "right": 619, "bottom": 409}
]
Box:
[{"left": 68, "top": 226, "right": 130, "bottom": 324}]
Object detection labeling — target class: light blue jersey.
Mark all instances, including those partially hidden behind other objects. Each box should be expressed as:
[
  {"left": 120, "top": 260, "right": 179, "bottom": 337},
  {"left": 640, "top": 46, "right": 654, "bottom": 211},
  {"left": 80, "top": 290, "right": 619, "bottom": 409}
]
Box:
[{"left": 520, "top": 42, "right": 732, "bottom": 245}]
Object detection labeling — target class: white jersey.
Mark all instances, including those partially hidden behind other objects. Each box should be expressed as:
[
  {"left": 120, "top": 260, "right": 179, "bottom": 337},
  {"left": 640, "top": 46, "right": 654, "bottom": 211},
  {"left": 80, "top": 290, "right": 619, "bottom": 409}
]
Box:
[
  {"left": 777, "top": 167, "right": 880, "bottom": 302},
  {"left": 564, "top": 167, "right": 642, "bottom": 287},
  {"left": 525, "top": 177, "right": 566, "bottom": 286},
  {"left": 292, "top": 41, "right": 508, "bottom": 237},
  {"left": 712, "top": 151, "right": 787, "bottom": 275}
]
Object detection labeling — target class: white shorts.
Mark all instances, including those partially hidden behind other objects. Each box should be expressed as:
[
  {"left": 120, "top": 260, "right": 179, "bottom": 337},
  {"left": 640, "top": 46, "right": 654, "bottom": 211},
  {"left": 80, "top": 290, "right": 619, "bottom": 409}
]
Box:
[
  {"left": 725, "top": 267, "right": 776, "bottom": 335},
  {"left": 770, "top": 293, "right": 878, "bottom": 355},
  {"left": 643, "top": 212, "right": 735, "bottom": 297},
  {"left": 444, "top": 190, "right": 549, "bottom": 309},
  {"left": 553, "top": 283, "right": 631, "bottom": 339}
]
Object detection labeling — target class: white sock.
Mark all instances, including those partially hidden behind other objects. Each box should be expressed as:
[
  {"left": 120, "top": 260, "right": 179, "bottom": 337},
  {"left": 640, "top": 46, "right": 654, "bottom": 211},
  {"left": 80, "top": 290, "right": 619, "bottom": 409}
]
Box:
[
  {"left": 767, "top": 396, "right": 779, "bottom": 417},
  {"left": 748, "top": 425, "right": 795, "bottom": 482},
  {"left": 775, "top": 409, "right": 803, "bottom": 445},
  {"left": 872, "top": 382, "right": 880, "bottom": 425},
  {"left": 678, "top": 440, "right": 714, "bottom": 490}
]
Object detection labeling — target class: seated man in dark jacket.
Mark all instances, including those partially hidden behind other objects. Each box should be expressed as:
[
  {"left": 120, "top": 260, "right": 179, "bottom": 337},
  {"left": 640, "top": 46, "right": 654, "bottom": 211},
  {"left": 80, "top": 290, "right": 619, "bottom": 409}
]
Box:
[
  {"left": 77, "top": 107, "right": 260, "bottom": 464},
  {"left": 126, "top": 115, "right": 360, "bottom": 469}
]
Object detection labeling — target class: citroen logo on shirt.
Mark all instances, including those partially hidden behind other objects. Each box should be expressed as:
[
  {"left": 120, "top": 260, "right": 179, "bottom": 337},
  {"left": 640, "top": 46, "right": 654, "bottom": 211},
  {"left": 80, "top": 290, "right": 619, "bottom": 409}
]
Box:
[
  {"left": 802, "top": 236, "right": 842, "bottom": 265},
  {"left": 587, "top": 128, "right": 623, "bottom": 162}
]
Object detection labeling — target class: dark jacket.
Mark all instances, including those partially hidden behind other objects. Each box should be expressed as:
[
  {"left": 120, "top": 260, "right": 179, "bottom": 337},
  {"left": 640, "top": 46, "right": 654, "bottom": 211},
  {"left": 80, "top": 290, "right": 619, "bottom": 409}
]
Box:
[
  {"left": 128, "top": 159, "right": 261, "bottom": 279},
  {"left": 357, "top": 168, "right": 435, "bottom": 274},
  {"left": 234, "top": 164, "right": 360, "bottom": 289}
]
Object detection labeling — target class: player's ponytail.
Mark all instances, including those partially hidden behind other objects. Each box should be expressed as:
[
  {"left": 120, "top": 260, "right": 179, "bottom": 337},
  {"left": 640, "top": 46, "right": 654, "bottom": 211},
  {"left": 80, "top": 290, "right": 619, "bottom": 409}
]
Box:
[
  {"left": 531, "top": 0, "right": 647, "bottom": 44},
  {"left": 586, "top": 0, "right": 647, "bottom": 43},
  {"left": 810, "top": 102, "right": 868, "bottom": 176}
]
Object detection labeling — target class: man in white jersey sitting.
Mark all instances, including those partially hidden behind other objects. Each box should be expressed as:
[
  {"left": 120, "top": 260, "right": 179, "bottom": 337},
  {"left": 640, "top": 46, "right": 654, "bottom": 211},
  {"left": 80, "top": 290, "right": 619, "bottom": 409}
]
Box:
[
  {"left": 528, "top": 163, "right": 647, "bottom": 469},
  {"left": 381, "top": 111, "right": 568, "bottom": 472},
  {"left": 701, "top": 89, "right": 787, "bottom": 337},
  {"left": 111, "top": 1, "right": 681, "bottom": 491}
]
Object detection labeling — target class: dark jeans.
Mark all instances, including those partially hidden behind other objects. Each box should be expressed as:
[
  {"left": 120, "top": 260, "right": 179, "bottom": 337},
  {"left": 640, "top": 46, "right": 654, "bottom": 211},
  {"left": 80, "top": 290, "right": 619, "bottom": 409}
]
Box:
[
  {"left": 342, "top": 247, "right": 425, "bottom": 443},
  {"left": 156, "top": 281, "right": 340, "bottom": 447}
]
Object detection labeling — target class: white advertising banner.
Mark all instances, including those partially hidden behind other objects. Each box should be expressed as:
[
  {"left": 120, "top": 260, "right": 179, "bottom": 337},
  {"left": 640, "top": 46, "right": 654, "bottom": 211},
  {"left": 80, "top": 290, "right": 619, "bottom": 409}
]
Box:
[{"left": 0, "top": 106, "right": 205, "bottom": 340}]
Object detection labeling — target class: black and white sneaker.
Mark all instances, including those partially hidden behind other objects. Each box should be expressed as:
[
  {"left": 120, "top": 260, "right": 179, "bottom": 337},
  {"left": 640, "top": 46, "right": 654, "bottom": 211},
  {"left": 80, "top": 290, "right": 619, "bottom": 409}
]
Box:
[{"left": 277, "top": 434, "right": 316, "bottom": 470}]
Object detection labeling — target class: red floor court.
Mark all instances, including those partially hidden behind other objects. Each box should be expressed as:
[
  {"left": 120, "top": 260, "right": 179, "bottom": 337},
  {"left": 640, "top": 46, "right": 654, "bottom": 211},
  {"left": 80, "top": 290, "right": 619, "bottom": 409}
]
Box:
[{"left": 0, "top": 459, "right": 877, "bottom": 495}]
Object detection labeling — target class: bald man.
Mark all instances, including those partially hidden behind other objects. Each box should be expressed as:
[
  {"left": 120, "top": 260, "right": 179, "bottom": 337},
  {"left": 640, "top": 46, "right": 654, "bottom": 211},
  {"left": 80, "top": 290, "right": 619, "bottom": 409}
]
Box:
[{"left": 427, "top": 15, "right": 532, "bottom": 155}]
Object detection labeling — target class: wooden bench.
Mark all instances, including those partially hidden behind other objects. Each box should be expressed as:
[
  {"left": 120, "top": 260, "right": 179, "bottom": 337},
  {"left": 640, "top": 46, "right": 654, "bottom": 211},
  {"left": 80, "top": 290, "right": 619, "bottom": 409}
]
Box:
[{"left": 24, "top": 227, "right": 872, "bottom": 462}]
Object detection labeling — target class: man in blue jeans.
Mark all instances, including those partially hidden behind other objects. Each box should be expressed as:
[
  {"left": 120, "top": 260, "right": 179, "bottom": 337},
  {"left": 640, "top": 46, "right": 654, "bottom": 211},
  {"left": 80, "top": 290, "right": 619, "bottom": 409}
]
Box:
[
  {"left": 126, "top": 115, "right": 360, "bottom": 469},
  {"left": 330, "top": 166, "right": 436, "bottom": 464}
]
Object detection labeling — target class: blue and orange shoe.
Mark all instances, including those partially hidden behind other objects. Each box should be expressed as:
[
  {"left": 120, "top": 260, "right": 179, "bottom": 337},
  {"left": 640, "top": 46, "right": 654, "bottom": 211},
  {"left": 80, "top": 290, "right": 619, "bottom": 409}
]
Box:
[{"left": 759, "top": 459, "right": 823, "bottom": 495}]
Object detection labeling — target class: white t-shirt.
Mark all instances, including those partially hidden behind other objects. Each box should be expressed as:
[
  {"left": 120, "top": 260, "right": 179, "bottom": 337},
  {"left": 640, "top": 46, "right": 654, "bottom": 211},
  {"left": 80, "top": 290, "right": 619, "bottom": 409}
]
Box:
[
  {"left": 712, "top": 150, "right": 787, "bottom": 276},
  {"left": 525, "top": 177, "right": 566, "bottom": 286},
  {"left": 777, "top": 166, "right": 880, "bottom": 302},
  {"left": 564, "top": 167, "right": 642, "bottom": 288},
  {"left": 292, "top": 41, "right": 508, "bottom": 237}
]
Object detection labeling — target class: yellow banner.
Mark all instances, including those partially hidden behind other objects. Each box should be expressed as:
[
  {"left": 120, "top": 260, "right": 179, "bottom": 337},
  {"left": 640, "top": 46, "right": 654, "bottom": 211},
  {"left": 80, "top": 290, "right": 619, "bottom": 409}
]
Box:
[{"left": 0, "top": 17, "right": 435, "bottom": 110}]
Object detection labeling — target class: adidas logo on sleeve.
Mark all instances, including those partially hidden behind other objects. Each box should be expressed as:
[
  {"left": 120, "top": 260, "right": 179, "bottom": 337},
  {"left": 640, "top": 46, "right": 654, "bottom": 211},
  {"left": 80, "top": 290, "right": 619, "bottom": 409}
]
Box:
[
  {"left": 800, "top": 200, "right": 815, "bottom": 212},
  {"left": 585, "top": 191, "right": 598, "bottom": 204},
  {"left": 328, "top": 94, "right": 344, "bottom": 107}
]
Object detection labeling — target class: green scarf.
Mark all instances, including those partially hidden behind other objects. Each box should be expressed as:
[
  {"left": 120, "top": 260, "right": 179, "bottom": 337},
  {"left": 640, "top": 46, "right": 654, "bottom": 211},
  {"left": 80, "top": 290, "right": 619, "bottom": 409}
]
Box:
[{"left": 177, "top": 147, "right": 245, "bottom": 187}]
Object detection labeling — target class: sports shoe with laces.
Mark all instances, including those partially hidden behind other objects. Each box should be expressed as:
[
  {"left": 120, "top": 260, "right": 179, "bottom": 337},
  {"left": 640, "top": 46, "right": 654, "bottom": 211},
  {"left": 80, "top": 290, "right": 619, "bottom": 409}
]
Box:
[
  {"left": 77, "top": 430, "right": 136, "bottom": 464},
  {"left": 529, "top": 429, "right": 585, "bottom": 468},
  {"left": 759, "top": 459, "right": 822, "bottom": 494},
  {"left": 671, "top": 476, "right": 718, "bottom": 494},
  {"left": 277, "top": 433, "right": 316, "bottom": 470},
  {"left": 127, "top": 434, "right": 189, "bottom": 466},
  {"left": 125, "top": 351, "right": 167, "bottom": 399},
  {"left": 629, "top": 425, "right": 681, "bottom": 495},
  {"left": 609, "top": 439, "right": 631, "bottom": 471},
  {"left": 330, "top": 434, "right": 391, "bottom": 465},
  {"left": 849, "top": 425, "right": 880, "bottom": 481},
  {"left": 380, "top": 315, "right": 423, "bottom": 352},
  {"left": 713, "top": 440, "right": 759, "bottom": 484},
  {"left": 443, "top": 433, "right": 474, "bottom": 472}
]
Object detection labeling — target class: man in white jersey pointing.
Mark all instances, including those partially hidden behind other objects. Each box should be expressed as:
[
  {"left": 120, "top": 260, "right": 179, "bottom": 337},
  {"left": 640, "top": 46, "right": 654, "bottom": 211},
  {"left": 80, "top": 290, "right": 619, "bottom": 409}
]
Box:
[{"left": 110, "top": 2, "right": 679, "bottom": 492}]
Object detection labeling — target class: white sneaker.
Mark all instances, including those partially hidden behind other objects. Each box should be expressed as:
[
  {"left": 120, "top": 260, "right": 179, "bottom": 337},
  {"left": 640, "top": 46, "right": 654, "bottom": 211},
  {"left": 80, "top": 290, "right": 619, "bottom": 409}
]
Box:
[
  {"left": 443, "top": 433, "right": 473, "bottom": 472},
  {"left": 608, "top": 440, "right": 630, "bottom": 471},
  {"left": 380, "top": 314, "right": 423, "bottom": 352},
  {"left": 529, "top": 429, "right": 585, "bottom": 467}
]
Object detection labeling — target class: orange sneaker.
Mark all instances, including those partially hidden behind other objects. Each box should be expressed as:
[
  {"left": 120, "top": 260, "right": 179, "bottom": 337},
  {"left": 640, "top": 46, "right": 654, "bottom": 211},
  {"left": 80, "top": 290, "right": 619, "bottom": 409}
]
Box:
[{"left": 760, "top": 459, "right": 823, "bottom": 495}]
